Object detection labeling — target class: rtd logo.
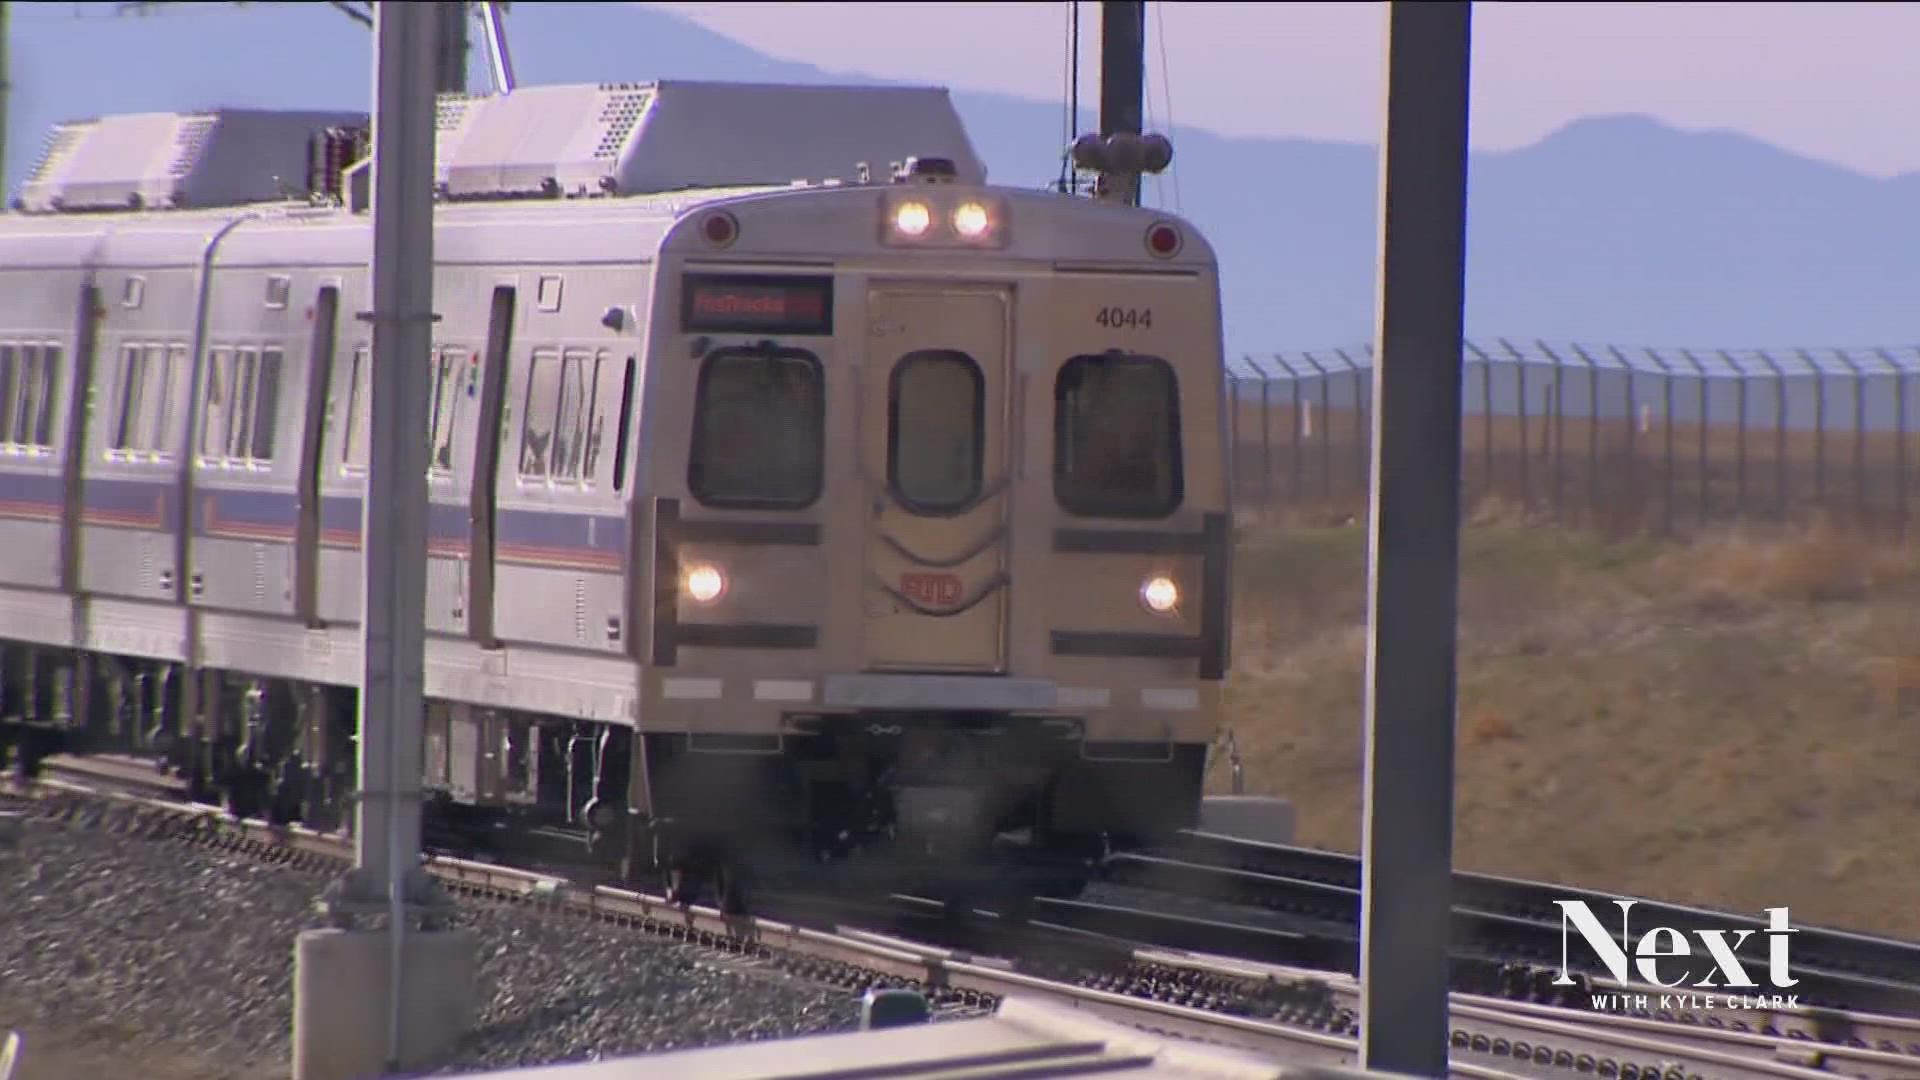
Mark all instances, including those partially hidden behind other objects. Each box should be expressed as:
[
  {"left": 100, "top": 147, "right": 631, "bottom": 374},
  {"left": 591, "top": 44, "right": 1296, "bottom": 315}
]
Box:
[
  {"left": 899, "top": 572, "right": 962, "bottom": 608},
  {"left": 1553, "top": 900, "right": 1798, "bottom": 990}
]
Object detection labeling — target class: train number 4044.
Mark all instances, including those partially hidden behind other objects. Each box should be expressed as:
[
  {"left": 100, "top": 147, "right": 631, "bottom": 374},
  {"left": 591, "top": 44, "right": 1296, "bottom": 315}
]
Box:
[{"left": 1095, "top": 306, "right": 1152, "bottom": 329}]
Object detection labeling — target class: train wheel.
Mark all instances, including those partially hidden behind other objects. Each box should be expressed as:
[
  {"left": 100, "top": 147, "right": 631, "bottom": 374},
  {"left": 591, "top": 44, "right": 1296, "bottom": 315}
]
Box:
[
  {"left": 185, "top": 749, "right": 217, "bottom": 806},
  {"left": 225, "top": 765, "right": 268, "bottom": 822},
  {"left": 716, "top": 860, "right": 754, "bottom": 917}
]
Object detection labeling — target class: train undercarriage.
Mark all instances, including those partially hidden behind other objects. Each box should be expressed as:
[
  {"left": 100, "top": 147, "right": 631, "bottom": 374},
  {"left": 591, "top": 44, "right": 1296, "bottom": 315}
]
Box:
[{"left": 0, "top": 645, "right": 1207, "bottom": 912}]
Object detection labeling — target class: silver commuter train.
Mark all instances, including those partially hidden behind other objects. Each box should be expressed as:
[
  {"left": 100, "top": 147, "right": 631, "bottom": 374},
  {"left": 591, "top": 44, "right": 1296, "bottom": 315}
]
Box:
[{"left": 0, "top": 80, "right": 1231, "bottom": 899}]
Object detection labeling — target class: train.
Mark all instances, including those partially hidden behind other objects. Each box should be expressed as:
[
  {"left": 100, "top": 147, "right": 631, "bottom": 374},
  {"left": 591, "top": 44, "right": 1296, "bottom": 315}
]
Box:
[{"left": 0, "top": 79, "right": 1232, "bottom": 905}]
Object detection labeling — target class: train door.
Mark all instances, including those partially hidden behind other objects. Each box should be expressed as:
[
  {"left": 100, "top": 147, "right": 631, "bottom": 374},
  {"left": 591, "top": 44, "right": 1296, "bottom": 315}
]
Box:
[
  {"left": 861, "top": 287, "right": 1012, "bottom": 673},
  {"left": 468, "top": 286, "right": 515, "bottom": 648},
  {"left": 293, "top": 284, "right": 339, "bottom": 626}
]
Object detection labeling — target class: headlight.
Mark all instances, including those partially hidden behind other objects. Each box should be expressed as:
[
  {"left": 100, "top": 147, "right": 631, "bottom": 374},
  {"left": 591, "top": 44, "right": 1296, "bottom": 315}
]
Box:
[
  {"left": 892, "top": 201, "right": 932, "bottom": 237},
  {"left": 684, "top": 563, "right": 726, "bottom": 604},
  {"left": 1140, "top": 576, "right": 1179, "bottom": 615},
  {"left": 952, "top": 201, "right": 990, "bottom": 238}
]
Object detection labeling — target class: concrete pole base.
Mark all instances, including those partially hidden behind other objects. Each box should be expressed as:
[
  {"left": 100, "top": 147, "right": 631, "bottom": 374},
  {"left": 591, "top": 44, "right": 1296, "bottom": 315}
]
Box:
[
  {"left": 293, "top": 928, "right": 478, "bottom": 1080},
  {"left": 1199, "top": 794, "right": 1297, "bottom": 845}
]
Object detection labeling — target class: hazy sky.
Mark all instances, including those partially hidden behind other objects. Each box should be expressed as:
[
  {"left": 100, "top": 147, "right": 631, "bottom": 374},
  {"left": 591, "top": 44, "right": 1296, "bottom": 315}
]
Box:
[{"left": 643, "top": 1, "right": 1920, "bottom": 179}]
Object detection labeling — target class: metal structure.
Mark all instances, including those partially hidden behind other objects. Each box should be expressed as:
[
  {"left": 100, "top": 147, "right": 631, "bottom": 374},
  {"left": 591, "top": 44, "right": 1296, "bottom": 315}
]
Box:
[
  {"left": 480, "top": 0, "right": 516, "bottom": 93},
  {"left": 1358, "top": 1, "right": 1471, "bottom": 1073},
  {"left": 324, "top": 4, "right": 447, "bottom": 1073},
  {"left": 1100, "top": 0, "right": 1145, "bottom": 206},
  {"left": 0, "top": 1, "right": 9, "bottom": 196},
  {"left": 1223, "top": 341, "right": 1920, "bottom": 536}
]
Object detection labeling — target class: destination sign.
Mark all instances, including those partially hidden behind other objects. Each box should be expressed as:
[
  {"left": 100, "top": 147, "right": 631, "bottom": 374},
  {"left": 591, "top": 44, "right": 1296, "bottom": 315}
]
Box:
[{"left": 681, "top": 273, "right": 834, "bottom": 336}]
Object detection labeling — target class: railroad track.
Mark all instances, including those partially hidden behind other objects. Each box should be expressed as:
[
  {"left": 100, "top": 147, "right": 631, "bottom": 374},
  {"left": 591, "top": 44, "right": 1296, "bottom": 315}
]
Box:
[
  {"left": 1116, "top": 951, "right": 1920, "bottom": 1080},
  {"left": 1151, "top": 831, "right": 1920, "bottom": 988},
  {"left": 0, "top": 760, "right": 1412, "bottom": 1076},
  {"left": 1116, "top": 834, "right": 1920, "bottom": 1023},
  {"left": 11, "top": 757, "right": 1917, "bottom": 1078}
]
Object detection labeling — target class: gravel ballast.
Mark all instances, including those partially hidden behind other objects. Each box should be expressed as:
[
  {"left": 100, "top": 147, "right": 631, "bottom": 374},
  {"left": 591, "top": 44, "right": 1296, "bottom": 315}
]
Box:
[{"left": 0, "top": 798, "right": 875, "bottom": 1077}]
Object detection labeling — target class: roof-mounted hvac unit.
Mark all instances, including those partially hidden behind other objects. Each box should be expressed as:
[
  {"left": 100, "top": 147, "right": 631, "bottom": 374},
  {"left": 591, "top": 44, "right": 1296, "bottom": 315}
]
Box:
[
  {"left": 11, "top": 80, "right": 990, "bottom": 214},
  {"left": 429, "top": 81, "right": 987, "bottom": 201},
  {"left": 12, "top": 108, "right": 368, "bottom": 214}
]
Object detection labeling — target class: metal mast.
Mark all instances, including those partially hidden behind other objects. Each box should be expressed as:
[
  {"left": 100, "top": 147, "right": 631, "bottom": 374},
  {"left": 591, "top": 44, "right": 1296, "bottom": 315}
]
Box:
[
  {"left": 1358, "top": 1, "right": 1473, "bottom": 1074},
  {"left": 435, "top": 0, "right": 468, "bottom": 93},
  {"left": 1098, "top": 0, "right": 1144, "bottom": 206},
  {"left": 1, "top": 1, "right": 11, "bottom": 198}
]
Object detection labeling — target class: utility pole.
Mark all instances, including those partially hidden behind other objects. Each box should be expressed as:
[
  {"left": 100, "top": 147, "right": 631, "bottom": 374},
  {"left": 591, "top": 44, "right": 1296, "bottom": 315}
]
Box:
[
  {"left": 292, "top": 4, "right": 475, "bottom": 1079},
  {"left": 1358, "top": 1, "right": 1472, "bottom": 1075},
  {"left": 435, "top": 0, "right": 468, "bottom": 94},
  {"left": 1098, "top": 0, "right": 1144, "bottom": 206},
  {"left": 1, "top": 0, "right": 11, "bottom": 198}
]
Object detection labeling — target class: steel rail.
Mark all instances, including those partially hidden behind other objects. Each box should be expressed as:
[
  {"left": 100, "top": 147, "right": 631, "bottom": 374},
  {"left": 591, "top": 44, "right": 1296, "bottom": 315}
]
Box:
[
  {"left": 1156, "top": 831, "right": 1920, "bottom": 990},
  {"left": 1115, "top": 842, "right": 1920, "bottom": 1020},
  {"left": 1127, "top": 947, "right": 1920, "bottom": 1079}
]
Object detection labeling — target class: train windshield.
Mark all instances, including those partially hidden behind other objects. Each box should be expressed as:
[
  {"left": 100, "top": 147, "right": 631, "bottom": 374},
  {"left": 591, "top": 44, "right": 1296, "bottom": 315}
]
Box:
[
  {"left": 1054, "top": 352, "right": 1183, "bottom": 517},
  {"left": 687, "top": 345, "right": 825, "bottom": 509}
]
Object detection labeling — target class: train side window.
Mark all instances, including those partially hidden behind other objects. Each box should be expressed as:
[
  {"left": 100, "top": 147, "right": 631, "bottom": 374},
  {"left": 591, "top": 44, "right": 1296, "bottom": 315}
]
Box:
[
  {"left": 1054, "top": 352, "right": 1183, "bottom": 518},
  {"left": 251, "top": 346, "right": 282, "bottom": 463},
  {"left": 428, "top": 347, "right": 465, "bottom": 474},
  {"left": 201, "top": 347, "right": 232, "bottom": 461},
  {"left": 888, "top": 350, "right": 983, "bottom": 515},
  {"left": 226, "top": 348, "right": 259, "bottom": 462},
  {"left": 545, "top": 348, "right": 601, "bottom": 487},
  {"left": 551, "top": 350, "right": 584, "bottom": 483},
  {"left": 0, "top": 344, "right": 15, "bottom": 446},
  {"left": 159, "top": 345, "right": 184, "bottom": 454},
  {"left": 580, "top": 349, "right": 612, "bottom": 486},
  {"left": 33, "top": 346, "right": 60, "bottom": 449},
  {"left": 8, "top": 344, "right": 55, "bottom": 451},
  {"left": 112, "top": 343, "right": 172, "bottom": 454},
  {"left": 113, "top": 344, "right": 146, "bottom": 451},
  {"left": 687, "top": 346, "right": 824, "bottom": 510},
  {"left": 11, "top": 345, "right": 39, "bottom": 449},
  {"left": 341, "top": 346, "right": 370, "bottom": 471},
  {"left": 518, "top": 347, "right": 562, "bottom": 480}
]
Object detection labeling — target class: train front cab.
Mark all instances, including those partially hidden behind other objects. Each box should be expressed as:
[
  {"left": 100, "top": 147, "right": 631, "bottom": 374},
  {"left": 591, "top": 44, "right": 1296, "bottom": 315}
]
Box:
[{"left": 628, "top": 186, "right": 1229, "bottom": 885}]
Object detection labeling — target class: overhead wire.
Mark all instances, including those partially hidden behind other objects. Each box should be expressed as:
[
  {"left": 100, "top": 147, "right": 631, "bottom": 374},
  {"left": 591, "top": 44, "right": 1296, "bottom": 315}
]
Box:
[
  {"left": 1155, "top": 0, "right": 1181, "bottom": 212},
  {"left": 1057, "top": 1, "right": 1074, "bottom": 191}
]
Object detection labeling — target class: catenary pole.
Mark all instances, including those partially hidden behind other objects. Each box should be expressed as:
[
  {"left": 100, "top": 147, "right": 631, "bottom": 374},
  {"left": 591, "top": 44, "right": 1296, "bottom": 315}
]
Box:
[
  {"left": 1358, "top": 1, "right": 1473, "bottom": 1074},
  {"left": 1098, "top": 0, "right": 1144, "bottom": 205},
  {"left": 0, "top": 1, "right": 10, "bottom": 197},
  {"left": 361, "top": 0, "right": 440, "bottom": 1068},
  {"left": 435, "top": 0, "right": 468, "bottom": 93}
]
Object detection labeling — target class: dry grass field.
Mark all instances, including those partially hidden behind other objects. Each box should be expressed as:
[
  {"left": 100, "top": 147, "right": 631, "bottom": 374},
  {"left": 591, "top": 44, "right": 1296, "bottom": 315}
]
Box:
[{"left": 1216, "top": 503, "right": 1920, "bottom": 940}]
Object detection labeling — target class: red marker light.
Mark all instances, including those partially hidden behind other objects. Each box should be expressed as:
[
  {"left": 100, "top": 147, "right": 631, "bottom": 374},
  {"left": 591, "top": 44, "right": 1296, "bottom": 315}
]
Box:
[
  {"left": 1146, "top": 222, "right": 1181, "bottom": 258},
  {"left": 701, "top": 212, "right": 738, "bottom": 248}
]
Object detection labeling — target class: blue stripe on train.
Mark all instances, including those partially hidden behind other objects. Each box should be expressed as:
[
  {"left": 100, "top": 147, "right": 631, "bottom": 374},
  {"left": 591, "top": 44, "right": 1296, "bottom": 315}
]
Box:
[
  {"left": 0, "top": 467, "right": 628, "bottom": 562},
  {"left": 0, "top": 470, "right": 178, "bottom": 530}
]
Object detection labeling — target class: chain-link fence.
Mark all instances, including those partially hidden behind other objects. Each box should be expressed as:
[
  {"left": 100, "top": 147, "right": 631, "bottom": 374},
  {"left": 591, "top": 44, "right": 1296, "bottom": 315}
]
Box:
[{"left": 1227, "top": 341, "right": 1920, "bottom": 537}]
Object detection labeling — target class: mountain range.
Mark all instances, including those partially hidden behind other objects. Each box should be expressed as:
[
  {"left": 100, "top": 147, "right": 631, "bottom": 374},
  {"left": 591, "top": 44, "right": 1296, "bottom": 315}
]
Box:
[{"left": 8, "top": 1, "right": 1916, "bottom": 355}]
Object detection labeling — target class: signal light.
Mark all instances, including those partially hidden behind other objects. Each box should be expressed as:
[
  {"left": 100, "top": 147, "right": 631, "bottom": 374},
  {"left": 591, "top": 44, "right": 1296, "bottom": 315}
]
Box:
[
  {"left": 1145, "top": 222, "right": 1182, "bottom": 258},
  {"left": 701, "top": 211, "right": 738, "bottom": 248}
]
